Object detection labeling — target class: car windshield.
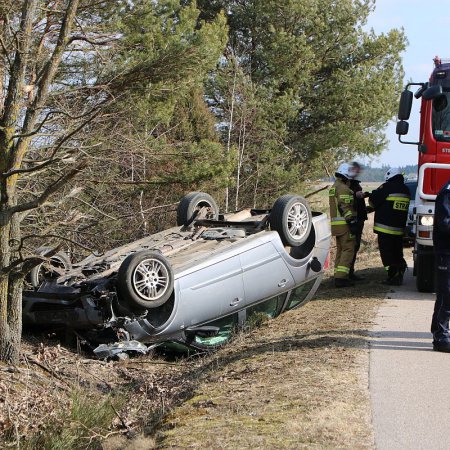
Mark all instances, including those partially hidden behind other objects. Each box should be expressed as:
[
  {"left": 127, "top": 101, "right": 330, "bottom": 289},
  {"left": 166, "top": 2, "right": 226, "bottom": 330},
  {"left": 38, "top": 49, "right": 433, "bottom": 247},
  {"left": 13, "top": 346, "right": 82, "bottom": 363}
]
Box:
[
  {"left": 406, "top": 181, "right": 417, "bottom": 199},
  {"left": 432, "top": 90, "right": 450, "bottom": 141}
]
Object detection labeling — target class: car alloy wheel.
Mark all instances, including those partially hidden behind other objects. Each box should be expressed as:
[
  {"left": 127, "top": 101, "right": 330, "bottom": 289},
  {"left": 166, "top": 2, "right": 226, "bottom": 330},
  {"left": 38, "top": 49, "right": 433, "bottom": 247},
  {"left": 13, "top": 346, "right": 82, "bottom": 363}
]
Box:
[
  {"left": 270, "top": 194, "right": 312, "bottom": 247},
  {"left": 117, "top": 250, "right": 174, "bottom": 311},
  {"left": 132, "top": 258, "right": 170, "bottom": 301},
  {"left": 287, "top": 202, "right": 310, "bottom": 242}
]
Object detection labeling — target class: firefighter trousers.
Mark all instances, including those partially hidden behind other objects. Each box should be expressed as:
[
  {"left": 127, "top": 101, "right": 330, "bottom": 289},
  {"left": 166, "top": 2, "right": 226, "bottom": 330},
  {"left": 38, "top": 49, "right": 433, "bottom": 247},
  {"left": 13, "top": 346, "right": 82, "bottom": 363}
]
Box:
[
  {"left": 350, "top": 221, "right": 365, "bottom": 275},
  {"left": 377, "top": 233, "right": 406, "bottom": 279},
  {"left": 334, "top": 232, "right": 355, "bottom": 279},
  {"left": 431, "top": 253, "right": 450, "bottom": 345}
]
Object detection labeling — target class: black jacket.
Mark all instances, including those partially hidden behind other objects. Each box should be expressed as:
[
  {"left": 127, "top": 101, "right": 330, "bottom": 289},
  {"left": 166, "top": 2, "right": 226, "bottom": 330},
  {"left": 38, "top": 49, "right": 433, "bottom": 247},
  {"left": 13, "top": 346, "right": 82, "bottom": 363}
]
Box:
[
  {"left": 369, "top": 175, "right": 410, "bottom": 236},
  {"left": 434, "top": 179, "right": 450, "bottom": 254},
  {"left": 350, "top": 179, "right": 368, "bottom": 222}
]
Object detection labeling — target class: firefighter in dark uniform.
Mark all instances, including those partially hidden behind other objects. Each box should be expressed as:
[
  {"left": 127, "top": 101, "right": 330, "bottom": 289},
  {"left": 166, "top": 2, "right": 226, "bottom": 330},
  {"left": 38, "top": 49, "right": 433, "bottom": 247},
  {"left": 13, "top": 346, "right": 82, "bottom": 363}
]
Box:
[
  {"left": 349, "top": 161, "right": 368, "bottom": 281},
  {"left": 329, "top": 163, "right": 358, "bottom": 288},
  {"left": 431, "top": 179, "right": 450, "bottom": 352},
  {"left": 369, "top": 168, "right": 410, "bottom": 285}
]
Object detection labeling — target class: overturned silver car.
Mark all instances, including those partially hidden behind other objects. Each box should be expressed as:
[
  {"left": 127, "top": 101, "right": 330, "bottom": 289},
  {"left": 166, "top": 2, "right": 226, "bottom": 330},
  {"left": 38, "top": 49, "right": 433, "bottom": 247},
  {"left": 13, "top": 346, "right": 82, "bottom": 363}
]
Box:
[{"left": 23, "top": 193, "right": 331, "bottom": 353}]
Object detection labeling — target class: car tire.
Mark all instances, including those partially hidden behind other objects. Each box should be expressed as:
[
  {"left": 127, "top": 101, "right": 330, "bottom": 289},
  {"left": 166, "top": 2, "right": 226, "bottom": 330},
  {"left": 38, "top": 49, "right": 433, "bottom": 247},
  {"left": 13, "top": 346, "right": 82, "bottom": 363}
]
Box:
[
  {"left": 269, "top": 195, "right": 312, "bottom": 247},
  {"left": 116, "top": 250, "right": 174, "bottom": 311},
  {"left": 415, "top": 250, "right": 435, "bottom": 293},
  {"left": 29, "top": 248, "right": 72, "bottom": 288},
  {"left": 176, "top": 192, "right": 219, "bottom": 226}
]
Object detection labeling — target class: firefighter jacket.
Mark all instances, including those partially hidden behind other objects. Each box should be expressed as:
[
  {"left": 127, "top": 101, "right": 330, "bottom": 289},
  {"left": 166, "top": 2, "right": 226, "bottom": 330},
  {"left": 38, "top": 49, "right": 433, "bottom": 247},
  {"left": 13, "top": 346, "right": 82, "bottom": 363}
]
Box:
[
  {"left": 350, "top": 179, "right": 368, "bottom": 222},
  {"left": 434, "top": 179, "right": 450, "bottom": 255},
  {"left": 369, "top": 176, "right": 410, "bottom": 236},
  {"left": 329, "top": 177, "right": 357, "bottom": 236}
]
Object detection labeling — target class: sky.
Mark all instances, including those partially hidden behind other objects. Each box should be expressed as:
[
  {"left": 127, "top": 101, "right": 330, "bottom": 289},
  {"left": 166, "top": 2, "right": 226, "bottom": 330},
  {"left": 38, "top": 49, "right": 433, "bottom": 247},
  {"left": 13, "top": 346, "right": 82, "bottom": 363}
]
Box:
[{"left": 363, "top": 0, "right": 450, "bottom": 167}]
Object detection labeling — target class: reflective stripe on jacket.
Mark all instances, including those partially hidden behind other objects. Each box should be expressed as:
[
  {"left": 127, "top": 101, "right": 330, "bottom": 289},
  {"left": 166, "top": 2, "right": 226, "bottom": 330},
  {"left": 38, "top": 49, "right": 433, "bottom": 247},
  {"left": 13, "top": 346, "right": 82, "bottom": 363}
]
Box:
[
  {"left": 369, "top": 176, "right": 410, "bottom": 236},
  {"left": 373, "top": 223, "right": 404, "bottom": 236},
  {"left": 329, "top": 178, "right": 357, "bottom": 236}
]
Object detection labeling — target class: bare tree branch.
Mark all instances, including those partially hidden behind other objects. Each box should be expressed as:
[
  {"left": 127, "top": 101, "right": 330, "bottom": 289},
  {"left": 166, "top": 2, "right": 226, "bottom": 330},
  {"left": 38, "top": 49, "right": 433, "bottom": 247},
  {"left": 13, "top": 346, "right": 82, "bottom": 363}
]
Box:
[
  {"left": 8, "top": 161, "right": 86, "bottom": 215},
  {"left": 76, "top": 178, "right": 172, "bottom": 185},
  {"left": 11, "top": 0, "right": 80, "bottom": 173},
  {"left": 0, "top": 35, "right": 12, "bottom": 68},
  {"left": 73, "top": 196, "right": 117, "bottom": 220},
  {"left": 67, "top": 35, "right": 117, "bottom": 46},
  {"left": 18, "top": 233, "right": 94, "bottom": 254},
  {"left": 1, "top": 0, "right": 37, "bottom": 129},
  {"left": 12, "top": 104, "right": 103, "bottom": 139},
  {"left": 3, "top": 155, "right": 60, "bottom": 177}
]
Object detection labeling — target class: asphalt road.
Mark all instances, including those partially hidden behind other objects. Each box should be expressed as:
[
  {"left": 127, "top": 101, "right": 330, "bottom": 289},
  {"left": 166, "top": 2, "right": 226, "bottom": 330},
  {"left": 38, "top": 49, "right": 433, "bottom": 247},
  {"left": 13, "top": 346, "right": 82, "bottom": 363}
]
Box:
[{"left": 369, "top": 263, "right": 450, "bottom": 450}]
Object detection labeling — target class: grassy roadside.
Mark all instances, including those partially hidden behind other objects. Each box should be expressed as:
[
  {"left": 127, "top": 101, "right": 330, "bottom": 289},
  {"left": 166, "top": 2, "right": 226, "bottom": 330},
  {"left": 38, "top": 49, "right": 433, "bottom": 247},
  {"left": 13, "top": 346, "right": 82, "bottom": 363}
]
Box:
[
  {"left": 0, "top": 198, "right": 391, "bottom": 449},
  {"left": 150, "top": 227, "right": 388, "bottom": 449}
]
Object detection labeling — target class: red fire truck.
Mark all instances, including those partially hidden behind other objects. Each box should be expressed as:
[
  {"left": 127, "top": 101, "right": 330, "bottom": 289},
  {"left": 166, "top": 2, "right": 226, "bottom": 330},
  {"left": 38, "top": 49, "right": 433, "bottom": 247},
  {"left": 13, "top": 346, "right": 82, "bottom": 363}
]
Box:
[{"left": 396, "top": 56, "right": 450, "bottom": 292}]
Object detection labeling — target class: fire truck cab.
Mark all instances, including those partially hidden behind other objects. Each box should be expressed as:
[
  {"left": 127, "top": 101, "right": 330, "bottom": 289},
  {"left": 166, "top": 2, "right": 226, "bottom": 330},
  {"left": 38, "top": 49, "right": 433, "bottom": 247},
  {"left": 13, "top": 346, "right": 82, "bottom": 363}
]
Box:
[{"left": 396, "top": 57, "right": 450, "bottom": 292}]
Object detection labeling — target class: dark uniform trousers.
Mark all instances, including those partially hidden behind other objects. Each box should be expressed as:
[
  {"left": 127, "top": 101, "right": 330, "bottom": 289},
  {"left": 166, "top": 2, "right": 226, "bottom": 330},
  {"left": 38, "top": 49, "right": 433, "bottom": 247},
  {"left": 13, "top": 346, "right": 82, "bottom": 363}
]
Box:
[
  {"left": 377, "top": 233, "right": 406, "bottom": 279},
  {"left": 369, "top": 176, "right": 410, "bottom": 282},
  {"left": 431, "top": 179, "right": 450, "bottom": 347},
  {"left": 349, "top": 179, "right": 368, "bottom": 276},
  {"left": 431, "top": 254, "right": 450, "bottom": 345},
  {"left": 350, "top": 221, "right": 364, "bottom": 276}
]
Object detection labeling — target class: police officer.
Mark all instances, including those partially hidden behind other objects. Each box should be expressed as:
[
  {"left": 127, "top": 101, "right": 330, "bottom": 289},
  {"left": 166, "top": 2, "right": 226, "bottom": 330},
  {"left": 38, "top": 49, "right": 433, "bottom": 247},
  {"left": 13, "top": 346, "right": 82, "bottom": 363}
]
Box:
[
  {"left": 329, "top": 163, "right": 358, "bottom": 288},
  {"left": 431, "top": 179, "right": 450, "bottom": 352},
  {"left": 349, "top": 161, "right": 368, "bottom": 281},
  {"left": 369, "top": 168, "right": 410, "bottom": 285}
]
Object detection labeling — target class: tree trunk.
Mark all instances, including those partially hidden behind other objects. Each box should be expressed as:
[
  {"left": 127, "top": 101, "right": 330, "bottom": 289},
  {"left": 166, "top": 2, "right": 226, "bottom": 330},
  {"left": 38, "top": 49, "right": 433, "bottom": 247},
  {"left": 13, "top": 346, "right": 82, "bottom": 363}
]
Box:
[
  {"left": 4, "top": 273, "right": 24, "bottom": 364},
  {"left": 0, "top": 204, "right": 22, "bottom": 364},
  {"left": 0, "top": 16, "right": 4, "bottom": 115},
  {"left": 0, "top": 0, "right": 80, "bottom": 364},
  {"left": 0, "top": 283, "right": 22, "bottom": 364}
]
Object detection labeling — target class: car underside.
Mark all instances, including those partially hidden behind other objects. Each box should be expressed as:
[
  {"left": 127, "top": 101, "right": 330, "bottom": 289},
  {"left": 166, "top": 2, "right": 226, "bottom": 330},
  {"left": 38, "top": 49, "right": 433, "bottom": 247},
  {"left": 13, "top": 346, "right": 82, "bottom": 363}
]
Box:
[{"left": 22, "top": 192, "right": 331, "bottom": 358}]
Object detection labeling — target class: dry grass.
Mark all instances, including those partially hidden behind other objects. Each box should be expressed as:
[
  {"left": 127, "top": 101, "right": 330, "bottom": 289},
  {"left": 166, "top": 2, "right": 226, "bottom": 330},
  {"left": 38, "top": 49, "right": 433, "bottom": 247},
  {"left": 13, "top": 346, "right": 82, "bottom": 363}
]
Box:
[
  {"left": 0, "top": 197, "right": 390, "bottom": 449},
  {"left": 0, "top": 341, "right": 186, "bottom": 448},
  {"left": 156, "top": 220, "right": 387, "bottom": 449}
]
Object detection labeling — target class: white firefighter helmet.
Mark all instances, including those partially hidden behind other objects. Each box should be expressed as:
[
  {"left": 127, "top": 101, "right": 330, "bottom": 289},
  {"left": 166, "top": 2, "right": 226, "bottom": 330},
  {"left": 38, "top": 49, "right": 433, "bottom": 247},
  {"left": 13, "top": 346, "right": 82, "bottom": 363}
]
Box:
[
  {"left": 385, "top": 167, "right": 402, "bottom": 181},
  {"left": 335, "top": 162, "right": 356, "bottom": 179}
]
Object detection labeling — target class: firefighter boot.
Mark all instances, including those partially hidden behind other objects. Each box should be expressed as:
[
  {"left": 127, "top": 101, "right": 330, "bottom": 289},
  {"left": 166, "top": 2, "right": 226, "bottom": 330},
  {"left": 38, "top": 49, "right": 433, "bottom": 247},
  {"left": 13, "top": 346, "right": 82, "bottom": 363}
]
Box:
[
  {"left": 400, "top": 259, "right": 408, "bottom": 277},
  {"left": 383, "top": 262, "right": 406, "bottom": 286},
  {"left": 386, "top": 275, "right": 403, "bottom": 286},
  {"left": 349, "top": 272, "right": 365, "bottom": 281},
  {"left": 433, "top": 342, "right": 450, "bottom": 353},
  {"left": 335, "top": 278, "right": 355, "bottom": 288},
  {"left": 383, "top": 266, "right": 403, "bottom": 286}
]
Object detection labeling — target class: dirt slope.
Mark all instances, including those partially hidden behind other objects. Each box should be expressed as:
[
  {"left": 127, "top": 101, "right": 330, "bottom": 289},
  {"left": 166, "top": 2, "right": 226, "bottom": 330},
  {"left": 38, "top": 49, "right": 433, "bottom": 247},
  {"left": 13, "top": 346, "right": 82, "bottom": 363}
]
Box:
[
  {"left": 155, "top": 266, "right": 386, "bottom": 449},
  {"left": 0, "top": 220, "right": 389, "bottom": 449}
]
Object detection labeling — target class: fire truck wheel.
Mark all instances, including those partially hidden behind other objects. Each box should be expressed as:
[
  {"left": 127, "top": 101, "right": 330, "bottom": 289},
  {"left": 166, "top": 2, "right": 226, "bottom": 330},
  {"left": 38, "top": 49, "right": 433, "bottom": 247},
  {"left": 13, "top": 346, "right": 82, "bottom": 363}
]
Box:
[
  {"left": 270, "top": 195, "right": 312, "bottom": 247},
  {"left": 29, "top": 248, "right": 72, "bottom": 289},
  {"left": 117, "top": 251, "right": 174, "bottom": 311},
  {"left": 176, "top": 192, "right": 219, "bottom": 226},
  {"left": 415, "top": 251, "right": 435, "bottom": 293}
]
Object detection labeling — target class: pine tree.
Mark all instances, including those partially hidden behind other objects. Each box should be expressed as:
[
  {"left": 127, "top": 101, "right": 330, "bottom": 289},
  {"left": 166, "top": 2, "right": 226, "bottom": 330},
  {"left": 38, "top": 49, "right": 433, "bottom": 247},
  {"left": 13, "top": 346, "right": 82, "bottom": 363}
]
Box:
[{"left": 200, "top": 0, "right": 406, "bottom": 206}]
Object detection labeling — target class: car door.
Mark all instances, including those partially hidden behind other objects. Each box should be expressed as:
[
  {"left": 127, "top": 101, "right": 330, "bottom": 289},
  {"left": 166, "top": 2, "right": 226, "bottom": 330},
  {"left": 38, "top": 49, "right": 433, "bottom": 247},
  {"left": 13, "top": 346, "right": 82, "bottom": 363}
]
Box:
[
  {"left": 239, "top": 241, "right": 295, "bottom": 306},
  {"left": 175, "top": 255, "right": 245, "bottom": 328}
]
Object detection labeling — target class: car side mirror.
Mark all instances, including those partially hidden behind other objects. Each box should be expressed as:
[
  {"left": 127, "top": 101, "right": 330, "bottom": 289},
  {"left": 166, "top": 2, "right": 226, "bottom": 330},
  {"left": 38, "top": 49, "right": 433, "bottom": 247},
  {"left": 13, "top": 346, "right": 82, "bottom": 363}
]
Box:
[
  {"left": 396, "top": 120, "right": 409, "bottom": 136},
  {"left": 414, "top": 83, "right": 428, "bottom": 99},
  {"left": 423, "top": 85, "right": 443, "bottom": 100},
  {"left": 398, "top": 89, "right": 413, "bottom": 120}
]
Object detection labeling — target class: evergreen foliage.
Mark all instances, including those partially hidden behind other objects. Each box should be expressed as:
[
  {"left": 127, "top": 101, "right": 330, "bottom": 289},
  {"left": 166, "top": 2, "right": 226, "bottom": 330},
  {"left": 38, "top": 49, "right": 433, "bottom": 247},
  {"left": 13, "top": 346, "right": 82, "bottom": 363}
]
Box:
[
  {"left": 197, "top": 0, "right": 406, "bottom": 206},
  {"left": 0, "top": 0, "right": 408, "bottom": 361}
]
